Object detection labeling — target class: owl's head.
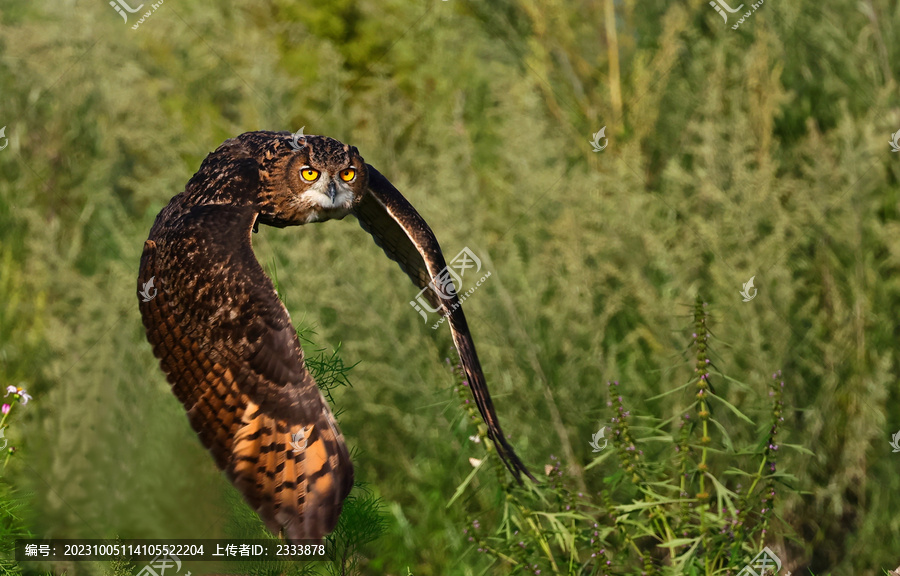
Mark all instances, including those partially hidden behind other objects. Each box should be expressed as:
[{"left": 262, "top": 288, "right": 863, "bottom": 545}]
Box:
[{"left": 256, "top": 133, "right": 368, "bottom": 226}]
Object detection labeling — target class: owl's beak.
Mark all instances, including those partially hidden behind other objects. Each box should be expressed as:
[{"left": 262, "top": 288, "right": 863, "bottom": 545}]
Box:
[{"left": 327, "top": 181, "right": 337, "bottom": 203}]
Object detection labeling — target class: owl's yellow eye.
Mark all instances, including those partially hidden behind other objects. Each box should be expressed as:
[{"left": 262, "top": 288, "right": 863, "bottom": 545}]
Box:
[
  {"left": 300, "top": 168, "right": 320, "bottom": 181},
  {"left": 339, "top": 168, "right": 356, "bottom": 182}
]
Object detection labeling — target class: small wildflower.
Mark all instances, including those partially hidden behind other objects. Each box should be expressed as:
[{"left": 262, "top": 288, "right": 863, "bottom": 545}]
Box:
[
  {"left": 4, "top": 386, "right": 31, "bottom": 405},
  {"left": 1, "top": 404, "right": 9, "bottom": 415}
]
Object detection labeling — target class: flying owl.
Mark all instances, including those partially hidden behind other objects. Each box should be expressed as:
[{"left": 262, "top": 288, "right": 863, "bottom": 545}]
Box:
[{"left": 137, "top": 131, "right": 532, "bottom": 542}]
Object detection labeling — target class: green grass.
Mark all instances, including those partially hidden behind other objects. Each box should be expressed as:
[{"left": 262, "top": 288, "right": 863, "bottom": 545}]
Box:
[{"left": 2, "top": 0, "right": 900, "bottom": 573}]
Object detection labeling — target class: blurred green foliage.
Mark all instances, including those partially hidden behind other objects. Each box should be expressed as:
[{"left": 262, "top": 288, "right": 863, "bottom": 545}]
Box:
[{"left": 1, "top": 0, "right": 900, "bottom": 574}]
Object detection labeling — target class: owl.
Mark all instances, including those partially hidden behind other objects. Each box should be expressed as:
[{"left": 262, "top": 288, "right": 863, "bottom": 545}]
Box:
[{"left": 137, "top": 131, "right": 532, "bottom": 542}]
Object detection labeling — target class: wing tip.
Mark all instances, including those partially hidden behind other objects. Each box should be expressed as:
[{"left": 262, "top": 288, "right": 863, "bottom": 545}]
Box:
[{"left": 490, "top": 431, "right": 536, "bottom": 483}]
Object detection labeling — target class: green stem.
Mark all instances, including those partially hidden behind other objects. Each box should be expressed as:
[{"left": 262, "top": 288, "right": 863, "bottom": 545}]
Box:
[{"left": 0, "top": 404, "right": 13, "bottom": 474}]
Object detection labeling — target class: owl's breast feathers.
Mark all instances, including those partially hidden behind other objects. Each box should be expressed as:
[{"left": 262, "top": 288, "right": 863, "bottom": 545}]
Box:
[{"left": 138, "top": 181, "right": 353, "bottom": 541}]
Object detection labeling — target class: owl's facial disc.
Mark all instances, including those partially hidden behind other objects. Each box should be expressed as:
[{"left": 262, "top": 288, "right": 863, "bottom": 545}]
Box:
[
  {"left": 276, "top": 134, "right": 366, "bottom": 224},
  {"left": 298, "top": 168, "right": 356, "bottom": 212}
]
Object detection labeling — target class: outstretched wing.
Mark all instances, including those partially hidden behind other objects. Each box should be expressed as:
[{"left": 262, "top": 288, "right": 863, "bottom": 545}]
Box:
[
  {"left": 352, "top": 164, "right": 533, "bottom": 481},
  {"left": 138, "top": 205, "right": 353, "bottom": 541}
]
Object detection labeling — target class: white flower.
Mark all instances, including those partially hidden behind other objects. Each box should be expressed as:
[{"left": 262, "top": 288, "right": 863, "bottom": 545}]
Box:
[{"left": 5, "top": 386, "right": 32, "bottom": 405}]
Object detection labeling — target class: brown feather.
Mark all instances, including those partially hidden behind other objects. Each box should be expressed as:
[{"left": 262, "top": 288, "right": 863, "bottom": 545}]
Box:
[
  {"left": 138, "top": 131, "right": 531, "bottom": 545},
  {"left": 138, "top": 150, "right": 353, "bottom": 540},
  {"left": 354, "top": 164, "right": 534, "bottom": 481}
]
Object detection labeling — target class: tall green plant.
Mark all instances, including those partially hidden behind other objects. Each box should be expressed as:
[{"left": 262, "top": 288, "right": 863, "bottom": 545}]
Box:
[{"left": 453, "top": 297, "right": 802, "bottom": 574}]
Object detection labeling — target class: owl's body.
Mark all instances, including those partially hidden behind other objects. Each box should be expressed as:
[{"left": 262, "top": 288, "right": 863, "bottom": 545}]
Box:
[{"left": 138, "top": 131, "right": 531, "bottom": 541}]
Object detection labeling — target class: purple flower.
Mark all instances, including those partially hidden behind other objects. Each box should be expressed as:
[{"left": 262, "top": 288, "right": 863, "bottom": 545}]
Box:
[{"left": 1, "top": 404, "right": 9, "bottom": 415}]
